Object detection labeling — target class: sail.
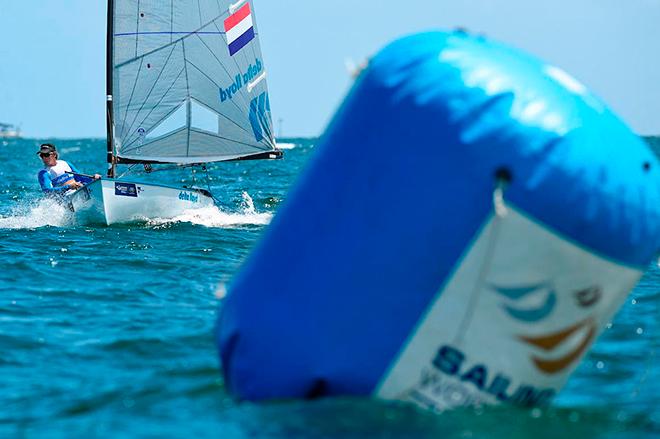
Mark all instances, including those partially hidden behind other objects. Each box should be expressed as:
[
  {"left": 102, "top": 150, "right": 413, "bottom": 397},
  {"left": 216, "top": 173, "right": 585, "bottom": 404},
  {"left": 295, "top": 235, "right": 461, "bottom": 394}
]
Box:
[{"left": 111, "top": 0, "right": 276, "bottom": 164}]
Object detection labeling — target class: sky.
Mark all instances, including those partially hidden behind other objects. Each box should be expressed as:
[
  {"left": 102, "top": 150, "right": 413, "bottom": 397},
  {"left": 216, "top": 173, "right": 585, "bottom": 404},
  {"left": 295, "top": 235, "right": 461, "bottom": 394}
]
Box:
[{"left": 1, "top": 0, "right": 659, "bottom": 138}]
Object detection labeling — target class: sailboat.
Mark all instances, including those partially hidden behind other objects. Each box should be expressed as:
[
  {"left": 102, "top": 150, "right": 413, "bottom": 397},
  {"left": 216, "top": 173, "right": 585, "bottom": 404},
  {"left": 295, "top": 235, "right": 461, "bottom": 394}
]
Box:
[
  {"left": 68, "top": 0, "right": 281, "bottom": 225},
  {"left": 0, "top": 123, "right": 21, "bottom": 138}
]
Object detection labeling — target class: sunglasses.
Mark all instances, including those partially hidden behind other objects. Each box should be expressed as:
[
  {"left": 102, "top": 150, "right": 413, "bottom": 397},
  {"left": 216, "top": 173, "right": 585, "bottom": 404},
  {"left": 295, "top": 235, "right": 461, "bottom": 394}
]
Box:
[{"left": 39, "top": 152, "right": 53, "bottom": 158}]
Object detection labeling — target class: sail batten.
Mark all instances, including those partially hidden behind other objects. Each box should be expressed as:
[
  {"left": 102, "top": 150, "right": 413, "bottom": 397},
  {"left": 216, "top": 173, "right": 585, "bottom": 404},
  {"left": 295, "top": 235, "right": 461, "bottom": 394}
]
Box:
[{"left": 111, "top": 0, "right": 275, "bottom": 164}]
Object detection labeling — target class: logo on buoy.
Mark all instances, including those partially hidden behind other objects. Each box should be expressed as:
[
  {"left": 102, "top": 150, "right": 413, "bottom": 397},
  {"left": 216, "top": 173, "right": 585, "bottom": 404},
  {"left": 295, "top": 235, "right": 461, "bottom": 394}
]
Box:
[{"left": 492, "top": 283, "right": 601, "bottom": 375}]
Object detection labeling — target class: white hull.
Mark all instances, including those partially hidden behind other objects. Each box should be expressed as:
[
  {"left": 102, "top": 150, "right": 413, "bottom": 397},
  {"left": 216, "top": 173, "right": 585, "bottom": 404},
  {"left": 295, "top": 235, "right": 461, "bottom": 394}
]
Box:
[{"left": 67, "top": 179, "right": 215, "bottom": 225}]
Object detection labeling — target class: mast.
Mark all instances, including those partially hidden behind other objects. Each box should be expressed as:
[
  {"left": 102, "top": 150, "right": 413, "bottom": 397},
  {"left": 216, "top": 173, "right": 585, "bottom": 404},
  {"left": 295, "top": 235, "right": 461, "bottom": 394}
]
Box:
[{"left": 106, "top": 0, "right": 116, "bottom": 178}]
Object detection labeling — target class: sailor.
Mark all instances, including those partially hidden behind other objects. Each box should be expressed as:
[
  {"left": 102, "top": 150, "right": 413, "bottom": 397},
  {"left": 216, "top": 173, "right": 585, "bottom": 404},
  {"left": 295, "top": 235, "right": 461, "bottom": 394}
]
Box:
[{"left": 36, "top": 143, "right": 100, "bottom": 195}]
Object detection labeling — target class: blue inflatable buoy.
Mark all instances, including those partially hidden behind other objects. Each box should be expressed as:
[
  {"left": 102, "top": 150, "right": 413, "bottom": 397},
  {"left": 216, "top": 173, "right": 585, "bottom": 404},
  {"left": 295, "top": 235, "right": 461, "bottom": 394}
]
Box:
[{"left": 217, "top": 31, "right": 660, "bottom": 410}]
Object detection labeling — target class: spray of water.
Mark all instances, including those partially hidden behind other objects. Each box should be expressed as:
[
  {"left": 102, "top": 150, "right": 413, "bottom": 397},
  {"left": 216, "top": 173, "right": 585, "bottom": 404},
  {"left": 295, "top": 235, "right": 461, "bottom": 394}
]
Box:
[{"left": 0, "top": 198, "right": 73, "bottom": 229}]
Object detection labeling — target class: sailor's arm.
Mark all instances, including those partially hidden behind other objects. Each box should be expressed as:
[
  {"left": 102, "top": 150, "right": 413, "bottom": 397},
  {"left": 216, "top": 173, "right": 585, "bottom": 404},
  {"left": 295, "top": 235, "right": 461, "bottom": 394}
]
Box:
[
  {"left": 38, "top": 170, "right": 82, "bottom": 192},
  {"left": 38, "top": 170, "right": 70, "bottom": 193}
]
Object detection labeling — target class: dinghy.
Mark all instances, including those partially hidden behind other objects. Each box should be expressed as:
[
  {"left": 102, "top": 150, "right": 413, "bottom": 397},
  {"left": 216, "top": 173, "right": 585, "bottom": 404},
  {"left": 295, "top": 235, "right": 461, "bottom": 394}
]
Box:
[{"left": 69, "top": 0, "right": 280, "bottom": 225}]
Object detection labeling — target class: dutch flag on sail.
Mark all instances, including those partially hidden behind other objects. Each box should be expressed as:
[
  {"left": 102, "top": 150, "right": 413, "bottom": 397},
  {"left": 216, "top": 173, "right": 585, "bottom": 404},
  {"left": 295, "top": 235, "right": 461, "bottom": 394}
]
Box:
[{"left": 225, "top": 3, "right": 255, "bottom": 56}]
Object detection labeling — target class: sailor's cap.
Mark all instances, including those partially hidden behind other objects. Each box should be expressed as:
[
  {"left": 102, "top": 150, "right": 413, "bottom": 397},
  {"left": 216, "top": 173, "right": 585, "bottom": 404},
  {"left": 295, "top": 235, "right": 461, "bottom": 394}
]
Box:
[{"left": 36, "top": 143, "right": 57, "bottom": 155}]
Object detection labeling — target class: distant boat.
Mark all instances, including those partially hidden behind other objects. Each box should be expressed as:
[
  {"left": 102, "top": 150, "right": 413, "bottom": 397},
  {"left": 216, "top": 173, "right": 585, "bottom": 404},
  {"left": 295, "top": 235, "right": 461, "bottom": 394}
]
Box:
[
  {"left": 0, "top": 123, "right": 21, "bottom": 139},
  {"left": 68, "top": 0, "right": 281, "bottom": 225}
]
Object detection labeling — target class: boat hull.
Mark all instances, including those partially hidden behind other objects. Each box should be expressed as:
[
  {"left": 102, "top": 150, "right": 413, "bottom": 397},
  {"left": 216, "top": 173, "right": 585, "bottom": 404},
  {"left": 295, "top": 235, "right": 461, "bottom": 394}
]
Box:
[{"left": 67, "top": 179, "right": 214, "bottom": 225}]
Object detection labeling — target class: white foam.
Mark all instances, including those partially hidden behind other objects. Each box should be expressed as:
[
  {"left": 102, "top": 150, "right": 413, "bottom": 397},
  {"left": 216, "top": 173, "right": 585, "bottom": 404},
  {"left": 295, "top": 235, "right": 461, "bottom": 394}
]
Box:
[
  {"left": 148, "top": 192, "right": 272, "bottom": 228},
  {"left": 0, "top": 198, "right": 73, "bottom": 229},
  {"left": 148, "top": 205, "right": 272, "bottom": 228}
]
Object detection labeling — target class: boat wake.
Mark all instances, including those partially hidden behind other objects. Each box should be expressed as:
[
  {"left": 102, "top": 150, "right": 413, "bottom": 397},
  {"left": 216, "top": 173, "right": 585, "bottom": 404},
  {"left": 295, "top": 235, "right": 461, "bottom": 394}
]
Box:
[
  {"left": 0, "top": 198, "right": 73, "bottom": 229},
  {"left": 148, "top": 192, "right": 273, "bottom": 228}
]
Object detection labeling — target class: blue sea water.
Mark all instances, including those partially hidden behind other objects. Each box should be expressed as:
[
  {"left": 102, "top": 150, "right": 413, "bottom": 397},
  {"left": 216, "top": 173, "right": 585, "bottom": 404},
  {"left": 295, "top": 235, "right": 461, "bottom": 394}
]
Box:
[{"left": 0, "top": 137, "right": 658, "bottom": 438}]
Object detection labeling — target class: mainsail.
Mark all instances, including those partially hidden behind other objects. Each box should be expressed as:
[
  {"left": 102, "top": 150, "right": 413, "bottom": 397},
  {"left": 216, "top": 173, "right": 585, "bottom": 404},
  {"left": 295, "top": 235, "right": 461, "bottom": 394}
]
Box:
[{"left": 108, "top": 0, "right": 276, "bottom": 166}]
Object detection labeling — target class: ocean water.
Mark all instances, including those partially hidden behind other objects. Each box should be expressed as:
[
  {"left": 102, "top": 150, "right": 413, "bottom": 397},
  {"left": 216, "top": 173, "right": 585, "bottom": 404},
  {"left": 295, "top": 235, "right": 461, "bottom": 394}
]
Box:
[{"left": 1, "top": 137, "right": 658, "bottom": 438}]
